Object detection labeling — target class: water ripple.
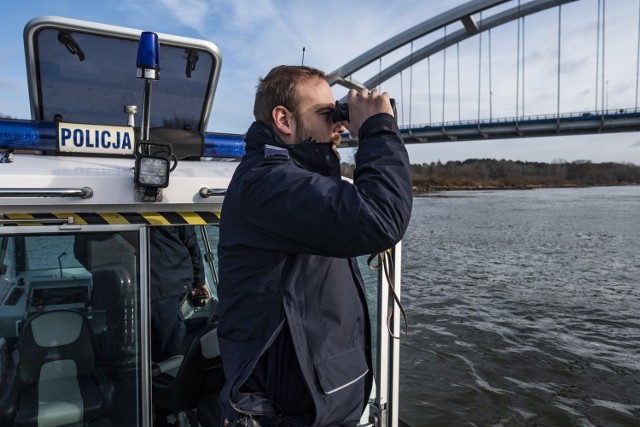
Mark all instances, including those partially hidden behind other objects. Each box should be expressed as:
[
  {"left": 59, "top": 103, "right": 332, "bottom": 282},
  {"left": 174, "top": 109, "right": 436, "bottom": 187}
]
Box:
[{"left": 400, "top": 186, "right": 640, "bottom": 427}]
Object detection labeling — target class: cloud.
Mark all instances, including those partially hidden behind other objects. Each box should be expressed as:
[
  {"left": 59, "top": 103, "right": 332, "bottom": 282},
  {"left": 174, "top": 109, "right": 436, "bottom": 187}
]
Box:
[{"left": 156, "top": 0, "right": 212, "bottom": 34}]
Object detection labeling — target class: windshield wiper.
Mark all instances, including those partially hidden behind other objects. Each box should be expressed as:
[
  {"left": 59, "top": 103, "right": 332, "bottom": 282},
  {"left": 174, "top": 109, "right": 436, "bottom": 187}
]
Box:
[
  {"left": 58, "top": 31, "right": 85, "bottom": 62},
  {"left": 185, "top": 50, "right": 198, "bottom": 78}
]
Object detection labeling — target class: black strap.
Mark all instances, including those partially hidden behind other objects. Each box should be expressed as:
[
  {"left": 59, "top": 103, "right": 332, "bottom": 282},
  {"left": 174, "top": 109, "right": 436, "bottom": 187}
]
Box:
[{"left": 367, "top": 251, "right": 408, "bottom": 340}]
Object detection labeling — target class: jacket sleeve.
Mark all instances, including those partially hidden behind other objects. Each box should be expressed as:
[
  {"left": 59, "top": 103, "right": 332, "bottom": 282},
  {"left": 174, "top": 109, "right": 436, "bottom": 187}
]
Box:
[
  {"left": 240, "top": 113, "right": 413, "bottom": 258},
  {"left": 180, "top": 226, "right": 206, "bottom": 288}
]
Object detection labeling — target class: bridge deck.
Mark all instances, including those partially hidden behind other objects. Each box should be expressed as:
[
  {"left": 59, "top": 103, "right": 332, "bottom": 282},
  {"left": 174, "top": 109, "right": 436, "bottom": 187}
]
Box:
[{"left": 339, "top": 110, "right": 640, "bottom": 146}]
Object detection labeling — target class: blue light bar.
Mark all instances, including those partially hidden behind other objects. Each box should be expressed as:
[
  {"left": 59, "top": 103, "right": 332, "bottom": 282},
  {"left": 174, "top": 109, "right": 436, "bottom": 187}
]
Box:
[
  {"left": 0, "top": 118, "right": 57, "bottom": 151},
  {"left": 0, "top": 117, "right": 246, "bottom": 158},
  {"left": 202, "top": 132, "right": 246, "bottom": 158}
]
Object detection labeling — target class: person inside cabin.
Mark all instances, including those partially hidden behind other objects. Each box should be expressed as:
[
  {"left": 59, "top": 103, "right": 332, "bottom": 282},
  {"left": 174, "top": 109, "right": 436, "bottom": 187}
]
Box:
[
  {"left": 216, "top": 65, "right": 413, "bottom": 426},
  {"left": 74, "top": 227, "right": 208, "bottom": 363},
  {"left": 149, "top": 225, "right": 208, "bottom": 362}
]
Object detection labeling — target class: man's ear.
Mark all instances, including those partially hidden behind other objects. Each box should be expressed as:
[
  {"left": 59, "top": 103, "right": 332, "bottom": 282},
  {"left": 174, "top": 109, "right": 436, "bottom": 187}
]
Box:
[{"left": 272, "top": 106, "right": 294, "bottom": 141}]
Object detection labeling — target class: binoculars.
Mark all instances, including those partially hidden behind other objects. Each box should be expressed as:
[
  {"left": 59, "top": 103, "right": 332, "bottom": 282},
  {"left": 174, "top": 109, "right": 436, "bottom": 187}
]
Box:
[{"left": 333, "top": 98, "right": 397, "bottom": 123}]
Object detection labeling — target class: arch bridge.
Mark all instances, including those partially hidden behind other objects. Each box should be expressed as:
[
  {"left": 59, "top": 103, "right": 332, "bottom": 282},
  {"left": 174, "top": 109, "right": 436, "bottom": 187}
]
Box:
[{"left": 328, "top": 0, "right": 640, "bottom": 145}]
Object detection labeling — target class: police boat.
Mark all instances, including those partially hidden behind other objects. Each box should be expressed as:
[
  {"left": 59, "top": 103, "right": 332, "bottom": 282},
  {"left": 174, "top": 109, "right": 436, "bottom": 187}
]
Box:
[{"left": 0, "top": 16, "right": 405, "bottom": 427}]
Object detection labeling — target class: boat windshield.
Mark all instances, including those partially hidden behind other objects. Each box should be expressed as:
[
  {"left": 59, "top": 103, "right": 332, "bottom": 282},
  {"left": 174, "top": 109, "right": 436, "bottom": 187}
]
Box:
[{"left": 26, "top": 19, "right": 220, "bottom": 131}]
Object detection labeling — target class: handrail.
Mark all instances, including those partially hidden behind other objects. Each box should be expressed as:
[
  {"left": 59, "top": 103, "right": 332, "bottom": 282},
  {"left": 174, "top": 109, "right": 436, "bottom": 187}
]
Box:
[
  {"left": 199, "top": 187, "right": 226, "bottom": 198},
  {"left": 0, "top": 216, "right": 75, "bottom": 225},
  {"left": 0, "top": 187, "right": 93, "bottom": 198}
]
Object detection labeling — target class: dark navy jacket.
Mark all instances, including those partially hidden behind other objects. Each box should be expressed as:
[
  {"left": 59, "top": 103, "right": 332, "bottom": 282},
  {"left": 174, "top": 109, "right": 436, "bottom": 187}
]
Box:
[
  {"left": 149, "top": 226, "right": 205, "bottom": 300},
  {"left": 217, "top": 114, "right": 412, "bottom": 426},
  {"left": 149, "top": 226, "right": 205, "bottom": 360}
]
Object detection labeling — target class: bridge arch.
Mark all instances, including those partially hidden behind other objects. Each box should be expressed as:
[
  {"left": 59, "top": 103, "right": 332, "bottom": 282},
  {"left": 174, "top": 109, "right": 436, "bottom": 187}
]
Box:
[
  {"left": 329, "top": 0, "right": 640, "bottom": 145},
  {"left": 328, "top": 0, "right": 578, "bottom": 94}
]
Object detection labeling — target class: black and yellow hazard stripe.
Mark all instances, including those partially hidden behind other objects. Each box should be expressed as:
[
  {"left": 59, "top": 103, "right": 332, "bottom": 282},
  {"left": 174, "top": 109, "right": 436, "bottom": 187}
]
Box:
[{"left": 1, "top": 211, "right": 220, "bottom": 226}]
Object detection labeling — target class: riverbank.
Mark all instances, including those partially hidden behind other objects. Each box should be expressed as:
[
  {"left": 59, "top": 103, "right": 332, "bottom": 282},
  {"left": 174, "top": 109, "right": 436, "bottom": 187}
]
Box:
[
  {"left": 341, "top": 159, "right": 640, "bottom": 193},
  {"left": 410, "top": 180, "right": 640, "bottom": 193}
]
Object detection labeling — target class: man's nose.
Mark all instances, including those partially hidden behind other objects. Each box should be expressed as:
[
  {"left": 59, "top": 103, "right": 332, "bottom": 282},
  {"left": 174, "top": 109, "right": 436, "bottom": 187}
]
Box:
[{"left": 333, "top": 122, "right": 346, "bottom": 134}]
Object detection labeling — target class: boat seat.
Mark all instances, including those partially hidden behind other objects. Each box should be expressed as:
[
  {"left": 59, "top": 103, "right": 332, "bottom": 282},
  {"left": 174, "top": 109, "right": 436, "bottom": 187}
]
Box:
[
  {"left": 90, "top": 268, "right": 135, "bottom": 364},
  {"left": 73, "top": 233, "right": 137, "bottom": 366},
  {"left": 152, "top": 319, "right": 225, "bottom": 413},
  {"left": 0, "top": 309, "right": 113, "bottom": 426}
]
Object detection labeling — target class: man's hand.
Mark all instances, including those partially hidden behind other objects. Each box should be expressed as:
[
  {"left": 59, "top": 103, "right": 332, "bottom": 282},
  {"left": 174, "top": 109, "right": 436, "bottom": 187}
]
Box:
[
  {"left": 342, "top": 88, "right": 394, "bottom": 136},
  {"left": 191, "top": 286, "right": 210, "bottom": 307}
]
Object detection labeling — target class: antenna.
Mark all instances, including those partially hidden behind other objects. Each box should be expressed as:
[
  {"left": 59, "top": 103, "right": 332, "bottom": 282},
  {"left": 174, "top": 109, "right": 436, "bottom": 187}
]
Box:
[
  {"left": 301, "top": 47, "right": 305, "bottom": 65},
  {"left": 58, "top": 252, "right": 67, "bottom": 277}
]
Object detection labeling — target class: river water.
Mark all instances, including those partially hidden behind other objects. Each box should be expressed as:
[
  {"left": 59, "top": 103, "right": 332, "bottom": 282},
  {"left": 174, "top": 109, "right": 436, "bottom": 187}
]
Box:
[{"left": 399, "top": 186, "right": 640, "bottom": 427}]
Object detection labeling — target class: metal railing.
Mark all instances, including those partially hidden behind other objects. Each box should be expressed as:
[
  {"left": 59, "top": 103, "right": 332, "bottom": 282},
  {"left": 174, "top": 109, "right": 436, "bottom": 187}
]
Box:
[{"left": 399, "top": 107, "right": 640, "bottom": 131}]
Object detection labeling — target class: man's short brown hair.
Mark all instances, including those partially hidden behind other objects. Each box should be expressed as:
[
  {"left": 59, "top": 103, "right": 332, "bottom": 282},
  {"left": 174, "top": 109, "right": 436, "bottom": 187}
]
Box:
[{"left": 253, "top": 65, "right": 327, "bottom": 124}]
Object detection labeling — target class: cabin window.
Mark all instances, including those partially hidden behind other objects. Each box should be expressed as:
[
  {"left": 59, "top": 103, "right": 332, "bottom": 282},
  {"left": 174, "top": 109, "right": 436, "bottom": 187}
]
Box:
[{"left": 0, "top": 230, "right": 144, "bottom": 426}]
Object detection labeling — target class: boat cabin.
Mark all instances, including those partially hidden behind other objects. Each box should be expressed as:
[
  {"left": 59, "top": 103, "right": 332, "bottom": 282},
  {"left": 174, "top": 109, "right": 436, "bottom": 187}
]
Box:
[{"left": 0, "top": 16, "right": 402, "bottom": 427}]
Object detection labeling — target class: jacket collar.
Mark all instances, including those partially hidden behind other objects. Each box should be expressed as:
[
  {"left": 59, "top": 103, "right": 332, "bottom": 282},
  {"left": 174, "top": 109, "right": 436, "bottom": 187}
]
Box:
[{"left": 245, "top": 121, "right": 341, "bottom": 177}]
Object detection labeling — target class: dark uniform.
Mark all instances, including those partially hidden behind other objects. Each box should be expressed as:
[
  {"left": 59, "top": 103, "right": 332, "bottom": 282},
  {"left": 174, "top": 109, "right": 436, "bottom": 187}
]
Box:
[
  {"left": 150, "top": 226, "right": 205, "bottom": 362},
  {"left": 217, "top": 113, "right": 412, "bottom": 426}
]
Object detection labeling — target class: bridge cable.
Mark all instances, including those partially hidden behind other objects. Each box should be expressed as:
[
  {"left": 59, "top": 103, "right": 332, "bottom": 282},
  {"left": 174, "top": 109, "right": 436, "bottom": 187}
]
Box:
[
  {"left": 602, "top": 0, "right": 606, "bottom": 114},
  {"left": 457, "top": 43, "right": 461, "bottom": 122},
  {"left": 400, "top": 70, "right": 405, "bottom": 127},
  {"left": 477, "top": 12, "right": 482, "bottom": 122},
  {"left": 378, "top": 57, "right": 382, "bottom": 91},
  {"left": 516, "top": 0, "right": 521, "bottom": 120},
  {"left": 636, "top": 0, "right": 640, "bottom": 109},
  {"left": 409, "top": 41, "right": 414, "bottom": 128},
  {"left": 522, "top": 15, "right": 526, "bottom": 117},
  {"left": 557, "top": 4, "right": 562, "bottom": 125},
  {"left": 442, "top": 25, "right": 448, "bottom": 124},
  {"left": 595, "top": 0, "right": 601, "bottom": 111},
  {"left": 489, "top": 28, "right": 493, "bottom": 121},
  {"left": 595, "top": 0, "right": 607, "bottom": 114},
  {"left": 428, "top": 56, "right": 432, "bottom": 124}
]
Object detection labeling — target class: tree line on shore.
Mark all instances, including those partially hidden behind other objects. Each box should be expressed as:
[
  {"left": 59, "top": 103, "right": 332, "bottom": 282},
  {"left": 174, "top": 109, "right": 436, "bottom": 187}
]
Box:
[{"left": 340, "top": 159, "right": 640, "bottom": 192}]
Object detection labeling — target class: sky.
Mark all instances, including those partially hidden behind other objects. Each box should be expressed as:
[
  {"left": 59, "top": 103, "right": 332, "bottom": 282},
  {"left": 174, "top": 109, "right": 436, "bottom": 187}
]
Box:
[{"left": 1, "top": 0, "right": 640, "bottom": 165}]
